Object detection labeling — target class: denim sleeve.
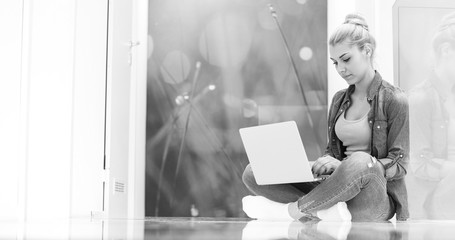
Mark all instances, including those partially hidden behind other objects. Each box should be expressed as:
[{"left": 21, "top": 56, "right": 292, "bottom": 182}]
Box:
[{"left": 379, "top": 91, "right": 410, "bottom": 180}]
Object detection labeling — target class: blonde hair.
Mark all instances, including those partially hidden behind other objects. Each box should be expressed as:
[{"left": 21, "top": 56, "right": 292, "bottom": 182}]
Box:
[
  {"left": 432, "top": 11, "right": 455, "bottom": 60},
  {"left": 329, "top": 13, "right": 376, "bottom": 58}
]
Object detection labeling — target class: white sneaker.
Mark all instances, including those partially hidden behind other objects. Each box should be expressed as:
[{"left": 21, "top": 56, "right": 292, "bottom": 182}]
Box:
[
  {"left": 316, "top": 202, "right": 352, "bottom": 221},
  {"left": 242, "top": 195, "right": 294, "bottom": 221}
]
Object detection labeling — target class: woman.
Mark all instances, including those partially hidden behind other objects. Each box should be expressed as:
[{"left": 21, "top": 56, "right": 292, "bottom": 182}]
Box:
[
  {"left": 407, "top": 11, "right": 455, "bottom": 219},
  {"left": 242, "top": 13, "right": 409, "bottom": 222}
]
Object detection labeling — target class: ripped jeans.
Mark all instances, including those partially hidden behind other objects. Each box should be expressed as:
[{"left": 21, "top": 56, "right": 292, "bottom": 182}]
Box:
[{"left": 242, "top": 152, "right": 395, "bottom": 221}]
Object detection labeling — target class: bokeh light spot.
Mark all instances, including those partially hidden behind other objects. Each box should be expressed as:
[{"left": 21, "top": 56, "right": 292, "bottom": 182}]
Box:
[{"left": 299, "top": 47, "right": 313, "bottom": 61}]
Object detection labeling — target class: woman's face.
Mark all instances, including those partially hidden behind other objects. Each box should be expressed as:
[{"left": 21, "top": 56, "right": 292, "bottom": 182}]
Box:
[{"left": 329, "top": 41, "right": 372, "bottom": 86}]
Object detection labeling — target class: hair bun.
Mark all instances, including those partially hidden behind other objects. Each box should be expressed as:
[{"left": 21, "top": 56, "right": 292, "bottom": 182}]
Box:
[{"left": 344, "top": 13, "right": 369, "bottom": 31}]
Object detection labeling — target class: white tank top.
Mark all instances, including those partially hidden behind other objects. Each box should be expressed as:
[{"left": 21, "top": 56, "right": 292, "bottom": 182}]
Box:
[{"left": 335, "top": 111, "right": 371, "bottom": 157}]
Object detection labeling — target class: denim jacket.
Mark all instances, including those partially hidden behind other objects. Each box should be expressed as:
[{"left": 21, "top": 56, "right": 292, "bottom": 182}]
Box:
[{"left": 325, "top": 71, "right": 410, "bottom": 221}]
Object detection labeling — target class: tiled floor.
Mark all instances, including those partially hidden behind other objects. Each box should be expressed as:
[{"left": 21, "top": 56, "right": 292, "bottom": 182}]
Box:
[{"left": 2, "top": 217, "right": 455, "bottom": 239}]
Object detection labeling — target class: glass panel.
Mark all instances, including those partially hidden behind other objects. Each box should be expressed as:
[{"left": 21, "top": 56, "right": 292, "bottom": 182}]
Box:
[
  {"left": 394, "top": 2, "right": 455, "bottom": 219},
  {"left": 146, "top": 0, "right": 328, "bottom": 217}
]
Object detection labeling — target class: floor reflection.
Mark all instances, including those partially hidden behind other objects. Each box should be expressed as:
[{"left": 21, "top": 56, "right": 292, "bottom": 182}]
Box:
[
  {"left": 146, "top": 218, "right": 455, "bottom": 240},
  {"left": 2, "top": 217, "right": 455, "bottom": 239}
]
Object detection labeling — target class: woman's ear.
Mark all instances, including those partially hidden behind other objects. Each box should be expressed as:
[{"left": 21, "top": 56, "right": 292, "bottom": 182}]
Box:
[{"left": 363, "top": 44, "right": 372, "bottom": 57}]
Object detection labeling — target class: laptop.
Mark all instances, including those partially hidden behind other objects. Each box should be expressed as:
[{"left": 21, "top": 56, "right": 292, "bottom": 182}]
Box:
[{"left": 239, "top": 121, "right": 326, "bottom": 185}]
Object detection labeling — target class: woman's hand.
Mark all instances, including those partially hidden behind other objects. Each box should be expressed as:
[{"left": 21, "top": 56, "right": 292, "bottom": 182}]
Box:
[{"left": 311, "top": 155, "right": 341, "bottom": 176}]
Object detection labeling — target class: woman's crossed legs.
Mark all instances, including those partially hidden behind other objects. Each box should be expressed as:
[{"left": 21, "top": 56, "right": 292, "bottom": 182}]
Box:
[{"left": 242, "top": 152, "right": 395, "bottom": 221}]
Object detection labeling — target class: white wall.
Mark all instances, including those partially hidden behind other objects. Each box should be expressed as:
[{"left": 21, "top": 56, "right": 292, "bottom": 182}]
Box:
[
  {"left": 71, "top": 0, "right": 109, "bottom": 218},
  {"left": 14, "top": 0, "right": 107, "bottom": 220},
  {"left": 0, "top": 0, "right": 147, "bottom": 223},
  {"left": 327, "top": 0, "right": 396, "bottom": 105},
  {"left": 0, "top": 0, "right": 23, "bottom": 220},
  {"left": 23, "top": 0, "right": 76, "bottom": 220}
]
